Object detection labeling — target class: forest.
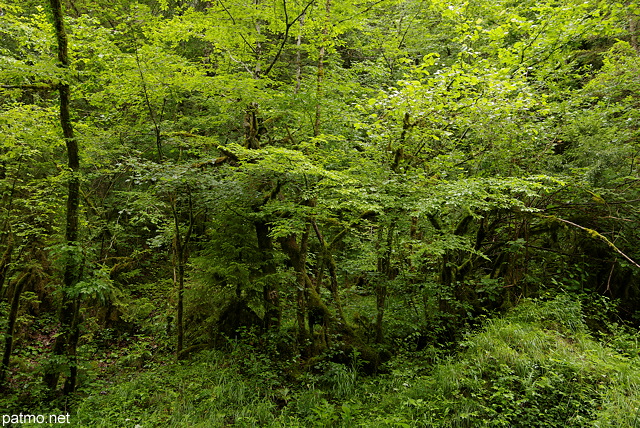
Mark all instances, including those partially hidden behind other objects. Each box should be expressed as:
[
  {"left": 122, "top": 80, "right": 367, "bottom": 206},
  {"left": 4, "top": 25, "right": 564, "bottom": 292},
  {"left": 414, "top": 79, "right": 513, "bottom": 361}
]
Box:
[{"left": 1, "top": 0, "right": 640, "bottom": 426}]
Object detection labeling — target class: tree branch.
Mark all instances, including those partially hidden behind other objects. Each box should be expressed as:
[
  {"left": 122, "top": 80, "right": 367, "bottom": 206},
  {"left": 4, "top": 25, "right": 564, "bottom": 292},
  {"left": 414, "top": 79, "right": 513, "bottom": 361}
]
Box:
[
  {"left": 541, "top": 214, "right": 640, "bottom": 269},
  {"left": 263, "top": 0, "right": 315, "bottom": 77}
]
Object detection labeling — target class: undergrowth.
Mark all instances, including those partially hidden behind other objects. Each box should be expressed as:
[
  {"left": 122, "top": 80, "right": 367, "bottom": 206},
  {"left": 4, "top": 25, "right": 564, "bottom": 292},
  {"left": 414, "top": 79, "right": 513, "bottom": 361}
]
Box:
[{"left": 21, "top": 295, "right": 640, "bottom": 427}]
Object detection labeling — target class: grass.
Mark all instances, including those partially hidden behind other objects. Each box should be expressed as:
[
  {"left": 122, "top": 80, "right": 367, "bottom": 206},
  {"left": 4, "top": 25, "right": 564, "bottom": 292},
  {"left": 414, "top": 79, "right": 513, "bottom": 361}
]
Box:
[{"left": 16, "top": 295, "right": 640, "bottom": 427}]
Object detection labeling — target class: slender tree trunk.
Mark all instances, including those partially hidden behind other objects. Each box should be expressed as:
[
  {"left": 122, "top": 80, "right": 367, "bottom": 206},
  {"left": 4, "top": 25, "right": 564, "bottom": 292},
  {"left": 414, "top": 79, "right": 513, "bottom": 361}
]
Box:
[
  {"left": 630, "top": 13, "right": 639, "bottom": 53},
  {"left": 255, "top": 220, "right": 281, "bottom": 329},
  {"left": 135, "top": 49, "right": 164, "bottom": 162},
  {"left": 63, "top": 297, "right": 81, "bottom": 394},
  {"left": 279, "top": 227, "right": 335, "bottom": 349},
  {"left": 43, "top": 0, "right": 81, "bottom": 394},
  {"left": 0, "top": 271, "right": 29, "bottom": 389},
  {"left": 311, "top": 220, "right": 347, "bottom": 325},
  {"left": 244, "top": 102, "right": 262, "bottom": 149},
  {"left": 176, "top": 260, "right": 185, "bottom": 354},
  {"left": 279, "top": 233, "right": 311, "bottom": 340},
  {"left": 295, "top": 13, "right": 305, "bottom": 94},
  {"left": 0, "top": 235, "right": 12, "bottom": 301},
  {"left": 171, "top": 188, "right": 193, "bottom": 358},
  {"left": 296, "top": 285, "right": 307, "bottom": 340},
  {"left": 314, "top": 0, "right": 331, "bottom": 136},
  {"left": 375, "top": 224, "right": 394, "bottom": 343},
  {"left": 0, "top": 162, "right": 21, "bottom": 299},
  {"left": 254, "top": 0, "right": 263, "bottom": 77}
]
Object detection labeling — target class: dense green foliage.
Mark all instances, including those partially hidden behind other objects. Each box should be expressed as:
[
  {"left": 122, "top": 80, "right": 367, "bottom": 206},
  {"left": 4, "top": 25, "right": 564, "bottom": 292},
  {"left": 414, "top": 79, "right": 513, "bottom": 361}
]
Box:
[{"left": 1, "top": 0, "right": 640, "bottom": 425}]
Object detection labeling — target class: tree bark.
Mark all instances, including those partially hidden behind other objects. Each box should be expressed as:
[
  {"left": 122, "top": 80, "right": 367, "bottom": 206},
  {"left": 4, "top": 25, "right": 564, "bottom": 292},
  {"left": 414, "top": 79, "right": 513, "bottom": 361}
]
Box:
[
  {"left": 279, "top": 228, "right": 334, "bottom": 348},
  {"left": 314, "top": 0, "right": 332, "bottom": 136},
  {"left": 171, "top": 188, "right": 193, "bottom": 358},
  {"left": 43, "top": 0, "right": 82, "bottom": 394},
  {"left": 0, "top": 162, "right": 21, "bottom": 300},
  {"left": 0, "top": 271, "right": 29, "bottom": 389},
  {"left": 255, "top": 220, "right": 281, "bottom": 329},
  {"left": 294, "top": 13, "right": 305, "bottom": 94},
  {"left": 135, "top": 49, "right": 164, "bottom": 162},
  {"left": 311, "top": 219, "right": 347, "bottom": 325},
  {"left": 630, "top": 13, "right": 639, "bottom": 53},
  {"left": 375, "top": 225, "right": 394, "bottom": 343}
]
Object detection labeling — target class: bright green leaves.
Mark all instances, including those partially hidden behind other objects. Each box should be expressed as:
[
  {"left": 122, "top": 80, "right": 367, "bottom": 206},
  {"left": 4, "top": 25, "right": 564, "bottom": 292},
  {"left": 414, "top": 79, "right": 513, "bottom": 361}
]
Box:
[
  {"left": 357, "top": 59, "right": 549, "bottom": 178},
  {"left": 419, "top": 176, "right": 552, "bottom": 215},
  {"left": 583, "top": 41, "right": 640, "bottom": 104},
  {"left": 0, "top": 103, "right": 66, "bottom": 246},
  {"left": 436, "top": 0, "right": 626, "bottom": 81},
  {"left": 0, "top": 3, "right": 62, "bottom": 88},
  {"left": 67, "top": 265, "right": 119, "bottom": 305}
]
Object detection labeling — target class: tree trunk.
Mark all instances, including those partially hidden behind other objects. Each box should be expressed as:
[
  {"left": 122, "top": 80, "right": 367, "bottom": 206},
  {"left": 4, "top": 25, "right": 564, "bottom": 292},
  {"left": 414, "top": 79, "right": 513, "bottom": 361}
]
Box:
[
  {"left": 311, "top": 220, "right": 347, "bottom": 325},
  {"left": 628, "top": 1, "right": 639, "bottom": 53},
  {"left": 135, "top": 49, "right": 164, "bottom": 162},
  {"left": 244, "top": 102, "right": 262, "bottom": 149},
  {"left": 295, "top": 13, "right": 305, "bottom": 94},
  {"left": 63, "top": 297, "right": 80, "bottom": 394},
  {"left": 0, "top": 271, "right": 29, "bottom": 389},
  {"left": 0, "top": 165, "right": 20, "bottom": 299},
  {"left": 630, "top": 14, "right": 639, "bottom": 53},
  {"left": 176, "top": 261, "right": 185, "bottom": 354},
  {"left": 255, "top": 220, "right": 281, "bottom": 329},
  {"left": 375, "top": 224, "right": 394, "bottom": 343},
  {"left": 0, "top": 235, "right": 12, "bottom": 301},
  {"left": 171, "top": 188, "right": 193, "bottom": 358},
  {"left": 314, "top": 0, "right": 331, "bottom": 136},
  {"left": 279, "top": 229, "right": 333, "bottom": 348},
  {"left": 43, "top": 0, "right": 82, "bottom": 395}
]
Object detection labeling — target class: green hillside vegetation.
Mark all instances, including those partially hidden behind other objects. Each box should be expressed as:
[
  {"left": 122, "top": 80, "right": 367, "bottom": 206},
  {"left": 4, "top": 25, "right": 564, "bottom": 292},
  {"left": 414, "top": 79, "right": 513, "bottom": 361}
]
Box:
[
  {"left": 62, "top": 297, "right": 639, "bottom": 427},
  {"left": 1, "top": 0, "right": 640, "bottom": 425}
]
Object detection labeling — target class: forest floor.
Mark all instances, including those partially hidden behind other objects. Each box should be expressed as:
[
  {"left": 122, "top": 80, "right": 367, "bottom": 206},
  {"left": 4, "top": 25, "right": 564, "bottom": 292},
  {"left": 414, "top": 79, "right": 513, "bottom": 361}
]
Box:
[{"left": 8, "top": 296, "right": 637, "bottom": 427}]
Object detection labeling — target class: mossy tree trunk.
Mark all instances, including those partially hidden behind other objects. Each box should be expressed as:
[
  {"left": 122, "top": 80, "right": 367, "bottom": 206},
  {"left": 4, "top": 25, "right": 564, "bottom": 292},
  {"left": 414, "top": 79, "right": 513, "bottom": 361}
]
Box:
[
  {"left": 280, "top": 229, "right": 334, "bottom": 349},
  {"left": 43, "top": 0, "right": 82, "bottom": 395},
  {"left": 256, "top": 220, "right": 281, "bottom": 329},
  {"left": 0, "top": 270, "right": 29, "bottom": 389},
  {"left": 170, "top": 187, "right": 193, "bottom": 358},
  {"left": 375, "top": 225, "right": 395, "bottom": 343},
  {"left": 311, "top": 219, "right": 347, "bottom": 326},
  {"left": 628, "top": 2, "right": 639, "bottom": 53}
]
